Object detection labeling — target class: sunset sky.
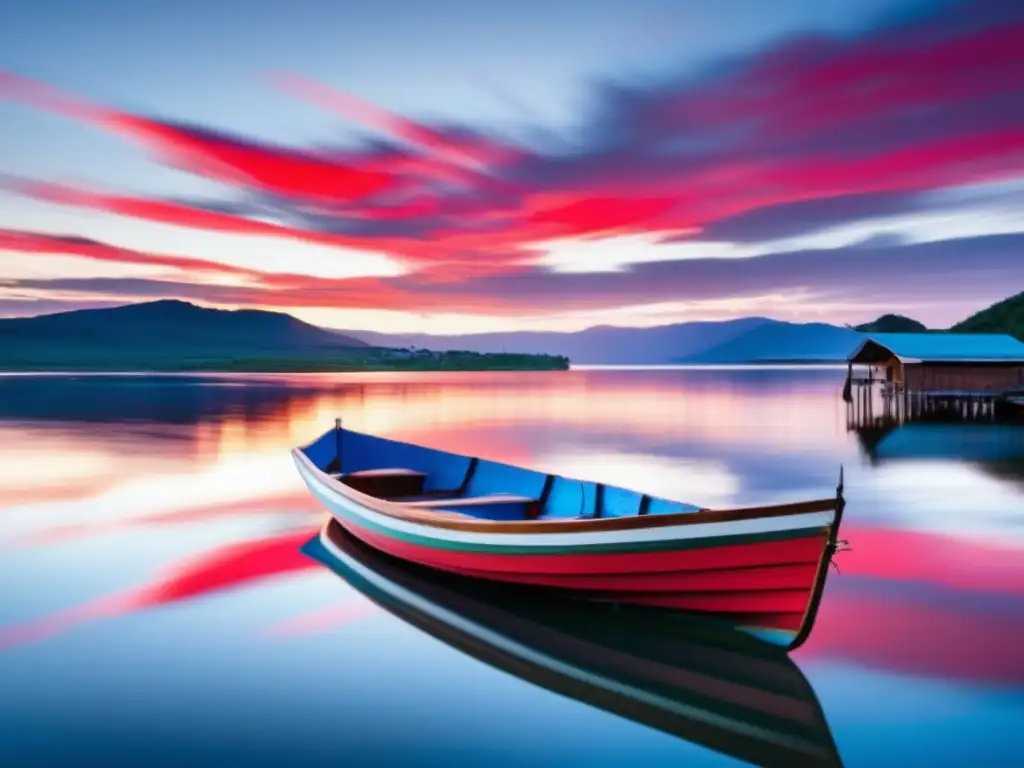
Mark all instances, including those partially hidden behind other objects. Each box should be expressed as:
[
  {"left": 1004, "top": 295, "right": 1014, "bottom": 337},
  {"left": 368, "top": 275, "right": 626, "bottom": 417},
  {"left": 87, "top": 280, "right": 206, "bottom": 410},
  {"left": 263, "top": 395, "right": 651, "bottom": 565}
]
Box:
[{"left": 1, "top": 0, "right": 1022, "bottom": 334}]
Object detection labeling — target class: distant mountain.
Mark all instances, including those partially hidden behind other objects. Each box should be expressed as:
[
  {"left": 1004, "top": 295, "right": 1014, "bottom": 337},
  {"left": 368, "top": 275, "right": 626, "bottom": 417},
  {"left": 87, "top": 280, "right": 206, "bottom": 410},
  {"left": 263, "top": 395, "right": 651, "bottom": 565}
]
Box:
[
  {"left": 855, "top": 314, "right": 928, "bottom": 333},
  {"left": 951, "top": 291, "right": 1024, "bottom": 341},
  {"left": 0, "top": 300, "right": 566, "bottom": 371},
  {"left": 9, "top": 291, "right": 1020, "bottom": 372},
  {"left": 340, "top": 317, "right": 772, "bottom": 365},
  {"left": 0, "top": 299, "right": 367, "bottom": 349},
  {"left": 677, "top": 321, "right": 864, "bottom": 364}
]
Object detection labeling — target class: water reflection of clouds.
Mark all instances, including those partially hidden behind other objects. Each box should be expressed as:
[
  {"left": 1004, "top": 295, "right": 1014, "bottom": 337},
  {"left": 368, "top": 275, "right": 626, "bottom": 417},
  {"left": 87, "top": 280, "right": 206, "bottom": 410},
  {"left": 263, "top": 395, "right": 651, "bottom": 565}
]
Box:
[
  {"left": 856, "top": 463, "right": 1024, "bottom": 546},
  {"left": 341, "top": 380, "right": 843, "bottom": 455},
  {"left": 1, "top": 372, "right": 1022, "bottom": 653},
  {"left": 0, "top": 371, "right": 854, "bottom": 534},
  {"left": 804, "top": 588, "right": 1024, "bottom": 688},
  {"left": 0, "top": 442, "right": 116, "bottom": 487},
  {"left": 0, "top": 369, "right": 1021, "bottom": 767},
  {"left": 6, "top": 368, "right": 1023, "bottom": 552},
  {"left": 0, "top": 452, "right": 314, "bottom": 545},
  {"left": 0, "top": 526, "right": 324, "bottom": 651}
]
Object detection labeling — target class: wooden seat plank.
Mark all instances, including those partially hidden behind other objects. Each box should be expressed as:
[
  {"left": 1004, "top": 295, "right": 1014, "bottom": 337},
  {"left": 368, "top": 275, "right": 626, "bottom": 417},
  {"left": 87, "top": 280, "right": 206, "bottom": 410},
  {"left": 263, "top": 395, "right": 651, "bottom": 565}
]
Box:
[
  {"left": 384, "top": 491, "right": 462, "bottom": 502},
  {"left": 332, "top": 468, "right": 426, "bottom": 479},
  {"left": 334, "top": 467, "right": 427, "bottom": 499}
]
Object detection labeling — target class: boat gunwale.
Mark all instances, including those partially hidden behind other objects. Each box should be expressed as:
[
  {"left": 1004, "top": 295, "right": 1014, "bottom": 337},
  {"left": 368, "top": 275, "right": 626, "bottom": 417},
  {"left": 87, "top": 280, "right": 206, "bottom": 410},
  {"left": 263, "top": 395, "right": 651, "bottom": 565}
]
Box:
[{"left": 291, "top": 446, "right": 840, "bottom": 535}]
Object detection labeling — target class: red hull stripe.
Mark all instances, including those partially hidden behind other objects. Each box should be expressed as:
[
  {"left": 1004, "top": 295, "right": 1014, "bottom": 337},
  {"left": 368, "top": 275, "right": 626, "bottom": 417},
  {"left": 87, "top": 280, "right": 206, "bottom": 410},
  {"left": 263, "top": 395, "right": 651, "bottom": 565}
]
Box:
[
  {"left": 336, "top": 519, "right": 820, "bottom": 628},
  {"left": 342, "top": 519, "right": 826, "bottom": 577}
]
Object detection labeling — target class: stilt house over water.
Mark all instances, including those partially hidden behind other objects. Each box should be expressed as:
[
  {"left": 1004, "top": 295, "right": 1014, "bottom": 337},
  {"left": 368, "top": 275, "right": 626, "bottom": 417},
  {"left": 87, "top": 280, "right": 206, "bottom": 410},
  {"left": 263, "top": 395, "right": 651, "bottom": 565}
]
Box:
[{"left": 845, "top": 333, "right": 1024, "bottom": 396}]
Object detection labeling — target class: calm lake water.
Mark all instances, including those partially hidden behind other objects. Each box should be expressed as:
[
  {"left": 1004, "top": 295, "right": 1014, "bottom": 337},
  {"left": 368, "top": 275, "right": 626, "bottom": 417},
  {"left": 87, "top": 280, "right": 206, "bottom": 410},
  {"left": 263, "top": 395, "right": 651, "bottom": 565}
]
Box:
[{"left": 0, "top": 368, "right": 1021, "bottom": 767}]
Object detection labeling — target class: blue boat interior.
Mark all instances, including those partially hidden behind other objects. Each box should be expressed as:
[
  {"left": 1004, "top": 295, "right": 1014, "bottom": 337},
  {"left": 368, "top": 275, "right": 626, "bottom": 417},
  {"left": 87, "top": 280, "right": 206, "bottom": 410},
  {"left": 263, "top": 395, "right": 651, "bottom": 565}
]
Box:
[{"left": 300, "top": 426, "right": 704, "bottom": 521}]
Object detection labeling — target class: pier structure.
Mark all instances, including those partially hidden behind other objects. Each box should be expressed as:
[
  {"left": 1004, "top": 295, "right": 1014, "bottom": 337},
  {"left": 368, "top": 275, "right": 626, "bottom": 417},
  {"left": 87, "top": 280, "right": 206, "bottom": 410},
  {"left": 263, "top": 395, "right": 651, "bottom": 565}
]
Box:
[{"left": 842, "top": 332, "right": 1024, "bottom": 428}]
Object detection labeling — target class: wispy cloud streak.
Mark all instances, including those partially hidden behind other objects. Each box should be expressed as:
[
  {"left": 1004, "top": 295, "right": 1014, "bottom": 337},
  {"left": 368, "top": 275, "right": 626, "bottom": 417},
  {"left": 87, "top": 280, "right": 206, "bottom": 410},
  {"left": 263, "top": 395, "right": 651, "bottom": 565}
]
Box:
[{"left": 1, "top": 0, "right": 1023, "bottom": 320}]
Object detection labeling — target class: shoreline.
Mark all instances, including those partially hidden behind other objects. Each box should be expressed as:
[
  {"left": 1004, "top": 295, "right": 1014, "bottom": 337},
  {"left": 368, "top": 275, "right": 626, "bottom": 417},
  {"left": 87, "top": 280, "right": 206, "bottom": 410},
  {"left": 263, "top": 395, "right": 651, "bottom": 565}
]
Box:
[
  {"left": 0, "top": 362, "right": 848, "bottom": 377},
  {"left": 572, "top": 363, "right": 847, "bottom": 371},
  {"left": 0, "top": 367, "right": 569, "bottom": 377}
]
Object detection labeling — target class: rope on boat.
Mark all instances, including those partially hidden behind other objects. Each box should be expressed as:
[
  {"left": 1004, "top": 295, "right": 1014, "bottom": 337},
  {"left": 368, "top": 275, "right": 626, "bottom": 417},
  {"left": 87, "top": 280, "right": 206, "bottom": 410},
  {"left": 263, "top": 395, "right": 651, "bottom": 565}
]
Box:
[
  {"left": 828, "top": 463, "right": 849, "bottom": 574},
  {"left": 828, "top": 539, "right": 852, "bottom": 574}
]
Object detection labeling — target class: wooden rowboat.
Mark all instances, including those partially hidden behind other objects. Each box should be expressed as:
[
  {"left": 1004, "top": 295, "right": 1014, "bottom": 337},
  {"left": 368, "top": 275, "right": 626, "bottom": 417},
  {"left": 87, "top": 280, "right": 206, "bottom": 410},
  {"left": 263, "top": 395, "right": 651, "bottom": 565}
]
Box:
[
  {"left": 303, "top": 520, "right": 846, "bottom": 768},
  {"left": 292, "top": 421, "right": 848, "bottom": 651}
]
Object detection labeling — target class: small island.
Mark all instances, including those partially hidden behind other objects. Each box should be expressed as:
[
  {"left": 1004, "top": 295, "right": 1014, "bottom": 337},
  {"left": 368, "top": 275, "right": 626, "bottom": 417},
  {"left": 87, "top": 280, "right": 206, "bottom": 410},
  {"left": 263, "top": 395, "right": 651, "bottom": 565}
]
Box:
[
  {"left": 0, "top": 348, "right": 571, "bottom": 373},
  {"left": 0, "top": 300, "right": 570, "bottom": 373}
]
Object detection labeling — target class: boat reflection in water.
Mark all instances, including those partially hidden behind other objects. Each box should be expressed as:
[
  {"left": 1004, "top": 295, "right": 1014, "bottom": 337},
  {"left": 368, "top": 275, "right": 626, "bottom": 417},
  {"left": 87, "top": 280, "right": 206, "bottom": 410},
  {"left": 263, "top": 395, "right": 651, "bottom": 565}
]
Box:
[{"left": 305, "top": 520, "right": 845, "bottom": 768}]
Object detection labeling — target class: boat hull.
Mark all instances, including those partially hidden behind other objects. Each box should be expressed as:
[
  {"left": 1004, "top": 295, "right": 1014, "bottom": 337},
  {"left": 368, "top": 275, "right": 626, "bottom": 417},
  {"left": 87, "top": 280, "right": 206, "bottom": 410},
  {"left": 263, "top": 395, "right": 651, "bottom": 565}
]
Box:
[{"left": 293, "top": 450, "right": 842, "bottom": 650}]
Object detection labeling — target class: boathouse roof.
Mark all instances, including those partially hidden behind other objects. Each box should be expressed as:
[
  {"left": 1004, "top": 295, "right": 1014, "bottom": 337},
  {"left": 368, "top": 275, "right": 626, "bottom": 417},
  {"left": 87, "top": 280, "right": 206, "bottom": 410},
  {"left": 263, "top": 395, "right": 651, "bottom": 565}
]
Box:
[{"left": 848, "top": 333, "right": 1024, "bottom": 365}]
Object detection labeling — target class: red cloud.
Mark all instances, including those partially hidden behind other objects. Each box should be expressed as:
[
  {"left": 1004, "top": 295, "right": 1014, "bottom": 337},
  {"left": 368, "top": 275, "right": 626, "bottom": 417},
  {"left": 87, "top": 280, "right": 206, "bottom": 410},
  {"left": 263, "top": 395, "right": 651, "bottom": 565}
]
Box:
[
  {"left": 0, "top": 228, "right": 260, "bottom": 279},
  {"left": 270, "top": 71, "right": 524, "bottom": 170},
  {"left": 0, "top": 228, "right": 539, "bottom": 313},
  {"left": 526, "top": 195, "right": 679, "bottom": 236},
  {"left": 13, "top": 180, "right": 296, "bottom": 235},
  {"left": 5, "top": 180, "right": 411, "bottom": 252},
  {"left": 2, "top": 0, "right": 1023, "bottom": 299},
  {"left": 113, "top": 114, "right": 395, "bottom": 200},
  {"left": 731, "top": 23, "right": 1024, "bottom": 143},
  {"left": 0, "top": 73, "right": 394, "bottom": 201},
  {"left": 2, "top": 178, "right": 533, "bottom": 278}
]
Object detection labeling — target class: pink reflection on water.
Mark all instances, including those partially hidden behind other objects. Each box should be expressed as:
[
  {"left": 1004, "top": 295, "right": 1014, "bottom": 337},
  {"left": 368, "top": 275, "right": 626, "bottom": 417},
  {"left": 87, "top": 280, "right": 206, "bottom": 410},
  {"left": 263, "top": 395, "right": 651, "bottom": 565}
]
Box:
[
  {"left": 6, "top": 491, "right": 322, "bottom": 549},
  {"left": 800, "top": 595, "right": 1024, "bottom": 686},
  {"left": 267, "top": 600, "right": 379, "bottom": 638},
  {"left": 1, "top": 514, "right": 1022, "bottom": 690},
  {"left": 1, "top": 370, "right": 1021, "bottom": 691},
  {"left": 837, "top": 524, "right": 1024, "bottom": 596},
  {"left": 0, "top": 529, "right": 319, "bottom": 651},
  {"left": 0, "top": 591, "right": 140, "bottom": 653}
]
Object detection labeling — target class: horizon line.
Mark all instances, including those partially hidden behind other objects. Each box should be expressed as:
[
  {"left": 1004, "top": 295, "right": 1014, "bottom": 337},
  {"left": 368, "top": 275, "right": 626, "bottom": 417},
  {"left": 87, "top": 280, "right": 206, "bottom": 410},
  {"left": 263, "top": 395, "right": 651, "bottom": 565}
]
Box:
[{"left": 0, "top": 294, "right": 1010, "bottom": 337}]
